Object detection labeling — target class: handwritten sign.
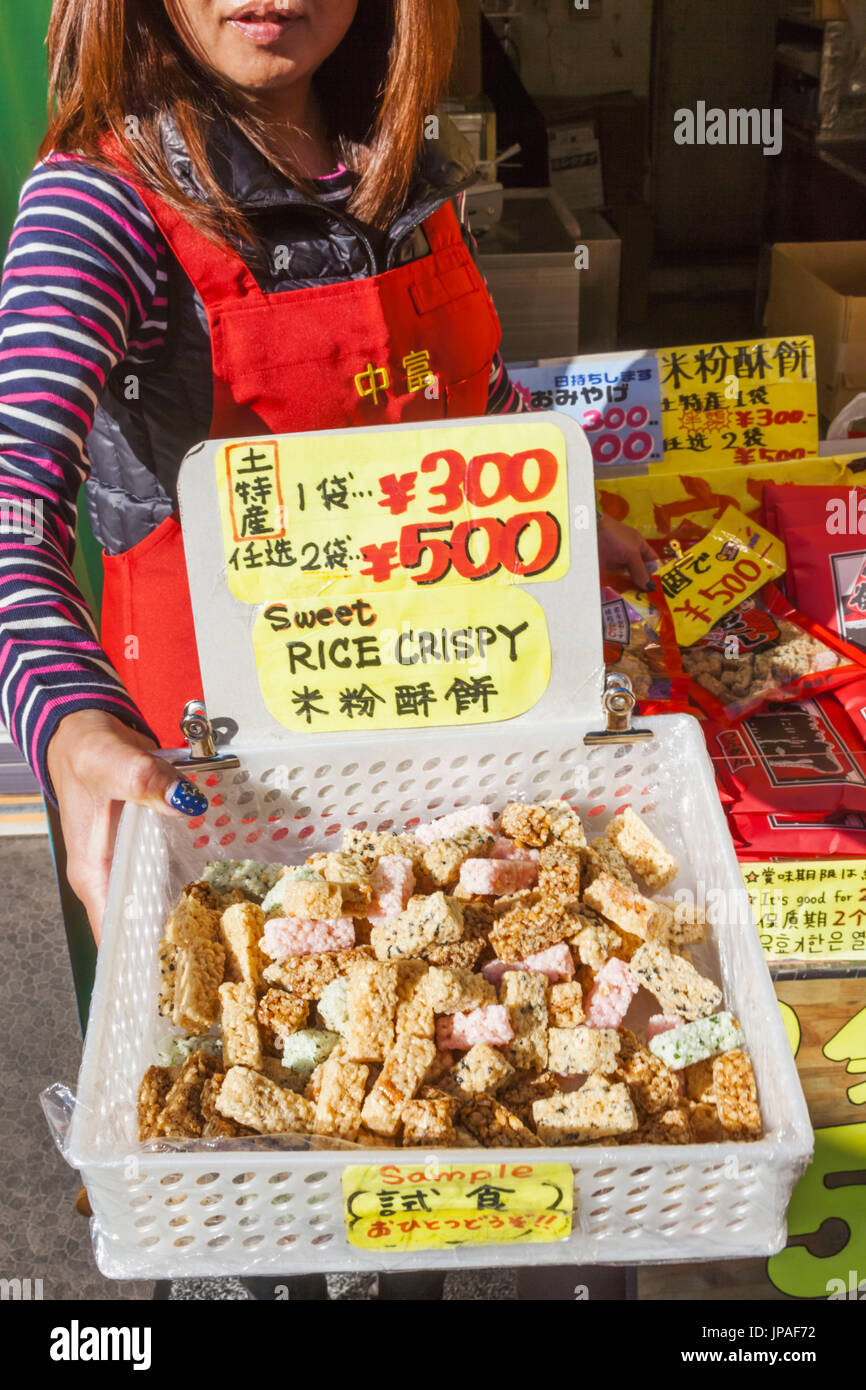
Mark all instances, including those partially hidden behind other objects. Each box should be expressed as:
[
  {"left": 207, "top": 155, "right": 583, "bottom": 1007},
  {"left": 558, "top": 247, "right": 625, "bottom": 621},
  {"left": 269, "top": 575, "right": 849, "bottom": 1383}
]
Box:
[
  {"left": 743, "top": 859, "right": 866, "bottom": 962},
  {"left": 342, "top": 1161, "right": 573, "bottom": 1252},
  {"left": 656, "top": 335, "right": 819, "bottom": 470},
  {"left": 216, "top": 422, "right": 570, "bottom": 604},
  {"left": 654, "top": 505, "right": 786, "bottom": 646},
  {"left": 252, "top": 586, "right": 550, "bottom": 733},
  {"left": 510, "top": 353, "right": 664, "bottom": 468}
]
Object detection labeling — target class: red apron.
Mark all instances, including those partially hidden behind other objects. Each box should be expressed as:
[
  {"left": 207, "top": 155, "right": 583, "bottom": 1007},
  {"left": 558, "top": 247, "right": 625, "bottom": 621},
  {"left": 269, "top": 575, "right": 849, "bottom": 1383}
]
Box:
[{"left": 99, "top": 160, "right": 501, "bottom": 746}]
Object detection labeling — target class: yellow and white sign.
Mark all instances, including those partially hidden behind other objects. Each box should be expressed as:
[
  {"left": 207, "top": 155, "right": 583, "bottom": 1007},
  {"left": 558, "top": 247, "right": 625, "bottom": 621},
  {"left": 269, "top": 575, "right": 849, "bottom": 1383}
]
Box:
[
  {"left": 252, "top": 586, "right": 550, "bottom": 733},
  {"left": 342, "top": 1161, "right": 574, "bottom": 1252},
  {"left": 216, "top": 422, "right": 571, "bottom": 604},
  {"left": 744, "top": 858, "right": 866, "bottom": 963},
  {"left": 655, "top": 505, "right": 786, "bottom": 646},
  {"left": 656, "top": 335, "right": 818, "bottom": 470}
]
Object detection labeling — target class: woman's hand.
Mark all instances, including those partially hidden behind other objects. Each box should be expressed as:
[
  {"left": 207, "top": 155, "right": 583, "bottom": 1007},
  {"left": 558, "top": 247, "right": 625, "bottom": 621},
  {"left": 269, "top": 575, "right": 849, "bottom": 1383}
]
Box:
[
  {"left": 597, "top": 513, "right": 657, "bottom": 589},
  {"left": 46, "top": 709, "right": 208, "bottom": 943}
]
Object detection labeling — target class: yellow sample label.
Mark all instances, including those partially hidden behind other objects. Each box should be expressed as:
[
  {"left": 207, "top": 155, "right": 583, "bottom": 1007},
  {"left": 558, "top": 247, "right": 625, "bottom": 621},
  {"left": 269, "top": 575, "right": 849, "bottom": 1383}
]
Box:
[
  {"left": 342, "top": 1161, "right": 573, "bottom": 1252},
  {"left": 655, "top": 505, "right": 786, "bottom": 645},
  {"left": 217, "top": 422, "right": 570, "bottom": 604},
  {"left": 743, "top": 859, "right": 866, "bottom": 962},
  {"left": 252, "top": 585, "right": 550, "bottom": 733},
  {"left": 655, "top": 335, "right": 818, "bottom": 470}
]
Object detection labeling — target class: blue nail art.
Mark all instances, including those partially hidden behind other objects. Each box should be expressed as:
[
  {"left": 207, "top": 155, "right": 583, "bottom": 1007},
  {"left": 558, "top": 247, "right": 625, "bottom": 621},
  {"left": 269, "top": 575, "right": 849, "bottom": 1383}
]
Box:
[{"left": 166, "top": 777, "right": 209, "bottom": 816}]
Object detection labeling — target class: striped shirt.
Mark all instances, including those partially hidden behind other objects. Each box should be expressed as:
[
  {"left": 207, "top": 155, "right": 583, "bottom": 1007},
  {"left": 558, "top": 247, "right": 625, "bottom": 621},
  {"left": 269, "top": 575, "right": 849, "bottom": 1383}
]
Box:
[{"left": 0, "top": 154, "right": 523, "bottom": 793}]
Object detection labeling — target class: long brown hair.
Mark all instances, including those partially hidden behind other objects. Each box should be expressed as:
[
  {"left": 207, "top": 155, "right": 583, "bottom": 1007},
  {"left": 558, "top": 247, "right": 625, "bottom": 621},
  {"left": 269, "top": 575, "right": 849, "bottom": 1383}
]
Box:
[{"left": 39, "top": 0, "right": 459, "bottom": 249}]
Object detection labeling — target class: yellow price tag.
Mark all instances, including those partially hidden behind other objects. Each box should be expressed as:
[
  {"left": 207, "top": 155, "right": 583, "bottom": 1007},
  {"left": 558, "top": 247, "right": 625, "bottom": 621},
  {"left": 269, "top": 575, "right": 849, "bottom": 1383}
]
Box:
[
  {"left": 252, "top": 585, "right": 550, "bottom": 733},
  {"left": 342, "top": 1161, "right": 573, "bottom": 1252},
  {"left": 655, "top": 505, "right": 786, "bottom": 646},
  {"left": 655, "top": 335, "right": 818, "bottom": 470},
  {"left": 216, "top": 421, "right": 570, "bottom": 604},
  {"left": 743, "top": 859, "right": 866, "bottom": 963}
]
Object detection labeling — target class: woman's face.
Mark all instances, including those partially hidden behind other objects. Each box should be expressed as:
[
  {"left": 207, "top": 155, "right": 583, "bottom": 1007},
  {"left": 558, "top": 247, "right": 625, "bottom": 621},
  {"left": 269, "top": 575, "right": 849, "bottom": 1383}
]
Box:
[{"left": 164, "top": 1, "right": 359, "bottom": 97}]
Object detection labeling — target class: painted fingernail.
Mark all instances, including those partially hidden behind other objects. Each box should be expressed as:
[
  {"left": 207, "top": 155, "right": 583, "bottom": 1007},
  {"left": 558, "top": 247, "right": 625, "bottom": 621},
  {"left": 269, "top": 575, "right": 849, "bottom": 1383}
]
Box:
[{"left": 165, "top": 777, "right": 209, "bottom": 816}]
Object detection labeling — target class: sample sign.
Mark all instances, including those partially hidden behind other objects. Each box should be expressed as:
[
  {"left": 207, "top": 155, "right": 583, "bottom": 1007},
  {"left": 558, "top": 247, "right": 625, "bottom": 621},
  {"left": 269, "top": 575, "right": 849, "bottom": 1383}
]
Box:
[
  {"left": 654, "top": 505, "right": 786, "bottom": 645},
  {"left": 510, "top": 354, "right": 664, "bottom": 468},
  {"left": 342, "top": 1161, "right": 573, "bottom": 1252},
  {"left": 743, "top": 858, "right": 866, "bottom": 962},
  {"left": 656, "top": 335, "right": 819, "bottom": 469}
]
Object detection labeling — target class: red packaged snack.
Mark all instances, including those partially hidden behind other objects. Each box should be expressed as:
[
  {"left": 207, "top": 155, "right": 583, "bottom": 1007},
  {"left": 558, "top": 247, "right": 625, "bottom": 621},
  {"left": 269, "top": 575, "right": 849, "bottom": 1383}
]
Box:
[
  {"left": 730, "top": 809, "right": 866, "bottom": 860},
  {"left": 704, "top": 693, "right": 866, "bottom": 815},
  {"left": 678, "top": 583, "right": 866, "bottom": 721},
  {"left": 784, "top": 521, "right": 866, "bottom": 656},
  {"left": 760, "top": 483, "right": 866, "bottom": 607},
  {"left": 600, "top": 573, "right": 690, "bottom": 713}
]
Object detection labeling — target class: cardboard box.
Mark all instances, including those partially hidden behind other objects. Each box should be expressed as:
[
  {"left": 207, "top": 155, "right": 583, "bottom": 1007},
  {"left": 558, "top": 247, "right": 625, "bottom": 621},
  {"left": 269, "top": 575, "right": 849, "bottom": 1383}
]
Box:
[
  {"left": 547, "top": 121, "right": 604, "bottom": 211},
  {"left": 763, "top": 241, "right": 866, "bottom": 423},
  {"left": 537, "top": 93, "right": 648, "bottom": 206}
]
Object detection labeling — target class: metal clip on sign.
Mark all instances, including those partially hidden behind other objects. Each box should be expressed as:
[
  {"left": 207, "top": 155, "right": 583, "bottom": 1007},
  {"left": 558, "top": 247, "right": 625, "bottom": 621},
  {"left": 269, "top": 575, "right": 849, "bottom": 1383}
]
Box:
[
  {"left": 172, "top": 699, "right": 241, "bottom": 774},
  {"left": 583, "top": 672, "right": 653, "bottom": 746}
]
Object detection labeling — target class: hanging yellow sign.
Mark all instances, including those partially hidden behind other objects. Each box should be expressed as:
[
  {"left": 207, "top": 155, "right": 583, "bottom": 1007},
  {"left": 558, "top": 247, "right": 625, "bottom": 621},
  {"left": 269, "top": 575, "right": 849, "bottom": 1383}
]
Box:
[
  {"left": 252, "top": 585, "right": 550, "bottom": 733},
  {"left": 655, "top": 335, "right": 819, "bottom": 470},
  {"left": 654, "top": 505, "right": 786, "bottom": 645},
  {"left": 216, "top": 421, "right": 571, "bottom": 604},
  {"left": 342, "top": 1161, "right": 573, "bottom": 1252},
  {"left": 743, "top": 858, "right": 866, "bottom": 963}
]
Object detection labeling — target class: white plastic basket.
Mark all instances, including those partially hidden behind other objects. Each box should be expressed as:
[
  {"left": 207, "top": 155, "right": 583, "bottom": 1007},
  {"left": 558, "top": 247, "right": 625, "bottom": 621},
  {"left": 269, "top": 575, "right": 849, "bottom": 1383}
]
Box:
[{"left": 67, "top": 713, "right": 813, "bottom": 1279}]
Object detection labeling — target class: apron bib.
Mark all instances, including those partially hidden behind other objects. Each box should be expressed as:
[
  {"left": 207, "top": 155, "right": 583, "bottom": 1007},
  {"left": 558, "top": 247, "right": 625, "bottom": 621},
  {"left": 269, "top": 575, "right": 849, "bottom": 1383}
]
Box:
[{"left": 98, "top": 151, "right": 501, "bottom": 744}]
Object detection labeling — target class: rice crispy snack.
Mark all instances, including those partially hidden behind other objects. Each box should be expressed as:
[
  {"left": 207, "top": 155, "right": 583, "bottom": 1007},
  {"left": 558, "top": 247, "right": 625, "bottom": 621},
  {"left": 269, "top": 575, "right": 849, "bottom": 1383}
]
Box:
[
  {"left": 401, "top": 1096, "right": 458, "bottom": 1146},
  {"left": 370, "top": 891, "right": 464, "bottom": 960},
  {"left": 219, "top": 982, "right": 263, "bottom": 1070},
  {"left": 220, "top": 901, "right": 267, "bottom": 989},
  {"left": 532, "top": 1074, "right": 638, "bottom": 1144},
  {"left": 713, "top": 1048, "right": 762, "bottom": 1139},
  {"left": 452, "top": 1043, "right": 515, "bottom": 1095},
  {"left": 138, "top": 797, "right": 763, "bottom": 1158},
  {"left": 499, "top": 799, "right": 587, "bottom": 850},
  {"left": 361, "top": 1035, "right": 437, "bottom": 1136},
  {"left": 216, "top": 1065, "right": 316, "bottom": 1134},
  {"left": 314, "top": 1055, "right": 369, "bottom": 1141},
  {"left": 630, "top": 941, "right": 723, "bottom": 1022},
  {"left": 501, "top": 969, "right": 549, "bottom": 1070},
  {"left": 344, "top": 957, "right": 398, "bottom": 1062},
  {"left": 604, "top": 807, "right": 679, "bottom": 890},
  {"left": 458, "top": 1093, "right": 543, "bottom": 1148}
]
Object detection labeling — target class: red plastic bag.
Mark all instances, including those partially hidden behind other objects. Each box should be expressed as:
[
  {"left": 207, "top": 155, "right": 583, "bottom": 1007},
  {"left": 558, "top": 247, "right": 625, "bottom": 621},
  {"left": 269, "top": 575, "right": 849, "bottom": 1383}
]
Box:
[
  {"left": 784, "top": 521, "right": 866, "bottom": 657},
  {"left": 704, "top": 692, "right": 866, "bottom": 815},
  {"left": 729, "top": 809, "right": 866, "bottom": 859},
  {"left": 678, "top": 583, "right": 865, "bottom": 721},
  {"left": 760, "top": 482, "right": 866, "bottom": 607},
  {"left": 600, "top": 573, "right": 690, "bottom": 713}
]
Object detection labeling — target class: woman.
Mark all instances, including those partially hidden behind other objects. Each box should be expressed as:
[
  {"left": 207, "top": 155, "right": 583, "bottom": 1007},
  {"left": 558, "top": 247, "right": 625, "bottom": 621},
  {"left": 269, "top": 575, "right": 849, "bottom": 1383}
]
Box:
[{"left": 0, "top": 0, "right": 654, "bottom": 939}]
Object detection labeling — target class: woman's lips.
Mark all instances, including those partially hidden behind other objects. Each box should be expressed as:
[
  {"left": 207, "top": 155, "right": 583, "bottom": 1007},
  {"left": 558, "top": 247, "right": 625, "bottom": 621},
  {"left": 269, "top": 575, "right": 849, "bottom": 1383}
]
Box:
[{"left": 228, "top": 14, "right": 299, "bottom": 46}]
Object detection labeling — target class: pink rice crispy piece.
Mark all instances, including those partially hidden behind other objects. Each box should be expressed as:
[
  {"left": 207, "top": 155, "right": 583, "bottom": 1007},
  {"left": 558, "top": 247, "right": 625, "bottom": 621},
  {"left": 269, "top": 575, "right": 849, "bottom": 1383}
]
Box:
[
  {"left": 490, "top": 837, "right": 540, "bottom": 864},
  {"left": 482, "top": 942, "right": 575, "bottom": 988},
  {"left": 646, "top": 1013, "right": 685, "bottom": 1042},
  {"left": 261, "top": 915, "right": 355, "bottom": 960},
  {"left": 436, "top": 1004, "right": 514, "bottom": 1051},
  {"left": 366, "top": 854, "right": 415, "bottom": 927},
  {"left": 414, "top": 805, "right": 496, "bottom": 846},
  {"left": 458, "top": 857, "right": 538, "bottom": 896},
  {"left": 585, "top": 956, "right": 640, "bottom": 1029}
]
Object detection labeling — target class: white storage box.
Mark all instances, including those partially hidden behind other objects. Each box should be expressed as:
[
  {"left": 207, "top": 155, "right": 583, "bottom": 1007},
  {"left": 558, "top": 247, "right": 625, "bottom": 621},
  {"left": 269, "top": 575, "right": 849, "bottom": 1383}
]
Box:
[{"left": 59, "top": 416, "right": 812, "bottom": 1278}]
